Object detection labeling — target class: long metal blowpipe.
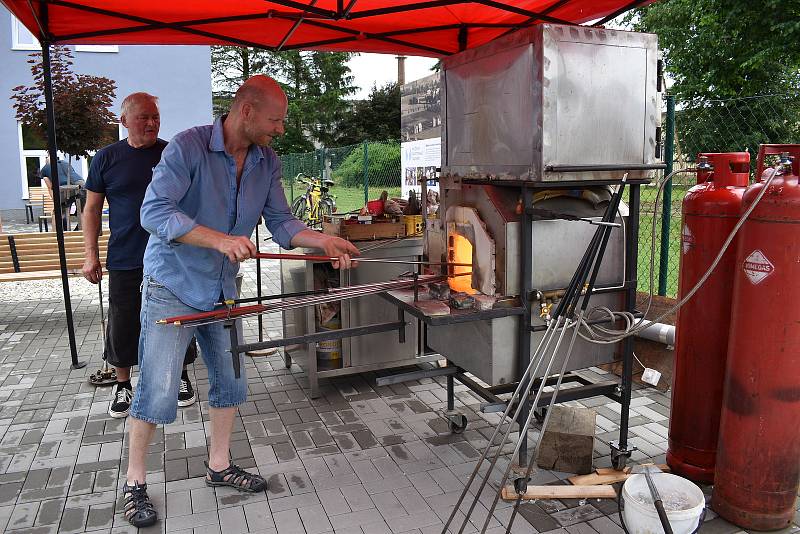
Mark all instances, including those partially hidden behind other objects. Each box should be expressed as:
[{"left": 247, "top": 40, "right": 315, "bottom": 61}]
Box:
[
  {"left": 499, "top": 179, "right": 629, "bottom": 534},
  {"left": 443, "top": 202, "right": 616, "bottom": 534},
  {"left": 445, "top": 176, "right": 628, "bottom": 534},
  {"left": 254, "top": 252, "right": 471, "bottom": 267}
]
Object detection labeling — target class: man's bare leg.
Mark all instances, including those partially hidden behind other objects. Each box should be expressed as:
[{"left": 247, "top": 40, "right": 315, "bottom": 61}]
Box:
[
  {"left": 205, "top": 406, "right": 267, "bottom": 492},
  {"left": 126, "top": 417, "right": 156, "bottom": 483},
  {"left": 207, "top": 406, "right": 236, "bottom": 472}
]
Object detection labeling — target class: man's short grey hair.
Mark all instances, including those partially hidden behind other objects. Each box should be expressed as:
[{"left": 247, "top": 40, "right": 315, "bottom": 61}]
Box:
[{"left": 120, "top": 92, "right": 159, "bottom": 119}]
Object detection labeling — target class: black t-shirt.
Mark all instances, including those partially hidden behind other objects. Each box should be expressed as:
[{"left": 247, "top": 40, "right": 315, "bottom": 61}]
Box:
[{"left": 86, "top": 138, "right": 167, "bottom": 270}]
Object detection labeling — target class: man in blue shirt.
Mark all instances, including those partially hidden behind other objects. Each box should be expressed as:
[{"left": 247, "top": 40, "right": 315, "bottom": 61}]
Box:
[
  {"left": 40, "top": 157, "right": 86, "bottom": 228},
  {"left": 82, "top": 92, "right": 198, "bottom": 420},
  {"left": 122, "top": 75, "right": 359, "bottom": 528}
]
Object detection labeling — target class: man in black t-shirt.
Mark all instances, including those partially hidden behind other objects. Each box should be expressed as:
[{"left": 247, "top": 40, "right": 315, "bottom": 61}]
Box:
[{"left": 82, "top": 92, "right": 197, "bottom": 419}]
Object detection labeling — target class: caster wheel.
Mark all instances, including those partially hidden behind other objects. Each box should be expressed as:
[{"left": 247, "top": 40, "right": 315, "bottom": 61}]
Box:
[
  {"left": 533, "top": 407, "right": 547, "bottom": 424},
  {"left": 447, "top": 413, "right": 468, "bottom": 434},
  {"left": 513, "top": 477, "right": 529, "bottom": 495}
]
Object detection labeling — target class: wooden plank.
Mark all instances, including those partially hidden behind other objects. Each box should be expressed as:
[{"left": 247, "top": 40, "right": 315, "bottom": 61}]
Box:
[
  {"left": 568, "top": 472, "right": 631, "bottom": 486},
  {"left": 501, "top": 485, "right": 617, "bottom": 501},
  {"left": 569, "top": 464, "right": 669, "bottom": 486},
  {"left": 596, "top": 467, "right": 632, "bottom": 475},
  {"left": 323, "top": 220, "right": 405, "bottom": 241}
]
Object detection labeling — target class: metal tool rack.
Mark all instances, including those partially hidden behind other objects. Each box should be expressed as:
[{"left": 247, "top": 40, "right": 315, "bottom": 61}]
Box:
[
  {"left": 378, "top": 173, "right": 659, "bottom": 469},
  {"left": 224, "top": 237, "right": 442, "bottom": 399},
  {"left": 221, "top": 171, "right": 656, "bottom": 468}
]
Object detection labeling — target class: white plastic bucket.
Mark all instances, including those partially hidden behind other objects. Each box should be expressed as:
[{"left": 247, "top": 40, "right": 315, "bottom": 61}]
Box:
[{"left": 621, "top": 473, "right": 705, "bottom": 534}]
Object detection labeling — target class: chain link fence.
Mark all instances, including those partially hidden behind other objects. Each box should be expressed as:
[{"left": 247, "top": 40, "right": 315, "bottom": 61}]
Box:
[
  {"left": 637, "top": 92, "right": 800, "bottom": 297},
  {"left": 278, "top": 93, "right": 799, "bottom": 299},
  {"left": 281, "top": 140, "right": 402, "bottom": 216}
]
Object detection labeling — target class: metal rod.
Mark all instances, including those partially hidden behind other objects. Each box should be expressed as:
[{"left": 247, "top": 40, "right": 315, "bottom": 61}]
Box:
[
  {"left": 236, "top": 320, "right": 406, "bottom": 353},
  {"left": 441, "top": 316, "right": 562, "bottom": 534},
  {"left": 253, "top": 252, "right": 471, "bottom": 267},
  {"left": 42, "top": 41, "right": 83, "bottom": 370},
  {"left": 453, "top": 316, "right": 568, "bottom": 534},
  {"left": 255, "top": 219, "right": 263, "bottom": 342},
  {"left": 497, "top": 181, "right": 628, "bottom": 534},
  {"left": 164, "top": 275, "right": 450, "bottom": 327},
  {"left": 545, "top": 163, "right": 667, "bottom": 173},
  {"left": 449, "top": 179, "right": 628, "bottom": 534}
]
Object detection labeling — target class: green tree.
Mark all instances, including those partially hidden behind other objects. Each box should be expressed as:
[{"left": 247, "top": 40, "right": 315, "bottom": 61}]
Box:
[
  {"left": 10, "top": 46, "right": 117, "bottom": 170},
  {"left": 210, "top": 46, "right": 356, "bottom": 153},
  {"left": 627, "top": 0, "right": 800, "bottom": 156},
  {"left": 332, "top": 142, "right": 400, "bottom": 187},
  {"left": 335, "top": 82, "right": 400, "bottom": 145}
]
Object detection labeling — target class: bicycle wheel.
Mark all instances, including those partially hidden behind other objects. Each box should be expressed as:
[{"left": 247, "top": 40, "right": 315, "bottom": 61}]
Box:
[
  {"left": 320, "top": 199, "right": 334, "bottom": 220},
  {"left": 291, "top": 196, "right": 309, "bottom": 224}
]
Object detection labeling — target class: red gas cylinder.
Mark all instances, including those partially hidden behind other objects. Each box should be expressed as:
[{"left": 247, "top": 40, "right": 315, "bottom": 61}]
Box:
[
  {"left": 713, "top": 151, "right": 800, "bottom": 530},
  {"left": 667, "top": 152, "right": 750, "bottom": 484}
]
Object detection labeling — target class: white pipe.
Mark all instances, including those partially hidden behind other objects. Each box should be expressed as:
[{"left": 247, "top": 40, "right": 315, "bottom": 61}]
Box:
[{"left": 635, "top": 320, "right": 675, "bottom": 346}]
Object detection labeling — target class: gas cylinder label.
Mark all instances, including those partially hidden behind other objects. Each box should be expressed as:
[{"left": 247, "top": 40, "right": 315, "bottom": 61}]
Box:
[
  {"left": 742, "top": 249, "right": 774, "bottom": 285},
  {"left": 681, "top": 224, "right": 694, "bottom": 255}
]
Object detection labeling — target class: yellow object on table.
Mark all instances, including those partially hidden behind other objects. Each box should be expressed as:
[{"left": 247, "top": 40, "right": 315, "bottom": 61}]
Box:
[{"left": 404, "top": 215, "right": 423, "bottom": 236}]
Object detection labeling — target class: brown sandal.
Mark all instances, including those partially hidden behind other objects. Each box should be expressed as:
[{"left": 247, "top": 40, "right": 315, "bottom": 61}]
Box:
[{"left": 204, "top": 462, "right": 267, "bottom": 492}]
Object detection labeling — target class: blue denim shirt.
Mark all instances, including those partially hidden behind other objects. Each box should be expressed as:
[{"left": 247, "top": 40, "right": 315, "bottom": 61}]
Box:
[{"left": 141, "top": 116, "right": 307, "bottom": 311}]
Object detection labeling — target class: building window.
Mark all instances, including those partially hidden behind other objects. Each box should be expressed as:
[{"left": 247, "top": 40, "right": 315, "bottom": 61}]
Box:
[
  {"left": 11, "top": 16, "right": 40, "bottom": 50},
  {"left": 75, "top": 44, "right": 119, "bottom": 53}
]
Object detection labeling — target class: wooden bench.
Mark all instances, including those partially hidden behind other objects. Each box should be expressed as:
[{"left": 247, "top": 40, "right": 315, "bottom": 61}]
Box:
[
  {"left": 23, "top": 186, "right": 55, "bottom": 226},
  {"left": 0, "top": 231, "right": 109, "bottom": 282},
  {"left": 37, "top": 190, "right": 110, "bottom": 233}
]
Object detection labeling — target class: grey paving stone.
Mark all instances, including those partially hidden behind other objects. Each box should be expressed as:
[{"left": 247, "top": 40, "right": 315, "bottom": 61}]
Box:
[
  {"left": 517, "top": 503, "right": 561, "bottom": 533},
  {"left": 85, "top": 501, "right": 115, "bottom": 530},
  {"left": 56, "top": 506, "right": 87, "bottom": 534},
  {"left": 272, "top": 508, "right": 306, "bottom": 533},
  {"left": 165, "top": 509, "right": 220, "bottom": 531},
  {"left": 587, "top": 515, "right": 624, "bottom": 534},
  {"left": 298, "top": 503, "right": 334, "bottom": 534},
  {"left": 166, "top": 490, "right": 192, "bottom": 518},
  {"left": 218, "top": 505, "right": 248, "bottom": 534}
]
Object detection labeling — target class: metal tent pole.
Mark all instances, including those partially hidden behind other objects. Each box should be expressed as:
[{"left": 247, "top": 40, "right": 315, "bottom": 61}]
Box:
[
  {"left": 256, "top": 219, "right": 264, "bottom": 342},
  {"left": 42, "top": 42, "right": 84, "bottom": 369}
]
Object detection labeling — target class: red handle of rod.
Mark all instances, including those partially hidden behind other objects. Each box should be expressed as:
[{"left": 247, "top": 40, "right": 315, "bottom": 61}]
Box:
[
  {"left": 255, "top": 252, "right": 336, "bottom": 262},
  {"left": 158, "top": 304, "right": 266, "bottom": 325}
]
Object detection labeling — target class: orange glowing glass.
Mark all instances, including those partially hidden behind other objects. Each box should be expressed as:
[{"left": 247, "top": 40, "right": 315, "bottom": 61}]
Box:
[{"left": 448, "top": 233, "right": 475, "bottom": 294}]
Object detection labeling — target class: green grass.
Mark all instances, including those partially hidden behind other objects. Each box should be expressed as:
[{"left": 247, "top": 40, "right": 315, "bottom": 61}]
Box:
[
  {"left": 284, "top": 184, "right": 402, "bottom": 214},
  {"left": 636, "top": 184, "right": 691, "bottom": 297}
]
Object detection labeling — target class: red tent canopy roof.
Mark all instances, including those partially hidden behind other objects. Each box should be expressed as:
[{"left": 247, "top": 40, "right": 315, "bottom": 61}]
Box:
[{"left": 3, "top": 0, "right": 651, "bottom": 57}]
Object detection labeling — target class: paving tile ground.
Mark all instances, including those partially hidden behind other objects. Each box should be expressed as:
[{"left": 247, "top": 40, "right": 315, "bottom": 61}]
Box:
[{"left": 0, "top": 221, "right": 798, "bottom": 533}]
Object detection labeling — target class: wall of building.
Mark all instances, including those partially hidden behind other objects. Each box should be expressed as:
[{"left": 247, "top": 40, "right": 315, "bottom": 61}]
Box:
[{"left": 0, "top": 9, "right": 212, "bottom": 210}]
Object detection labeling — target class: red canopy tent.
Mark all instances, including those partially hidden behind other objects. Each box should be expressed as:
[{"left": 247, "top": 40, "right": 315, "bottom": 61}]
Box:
[
  {"left": 4, "top": 1, "right": 649, "bottom": 56},
  {"left": 1, "top": 0, "right": 652, "bottom": 366}
]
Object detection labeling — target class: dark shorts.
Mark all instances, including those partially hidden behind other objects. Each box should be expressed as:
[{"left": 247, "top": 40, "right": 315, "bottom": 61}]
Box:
[{"left": 105, "top": 268, "right": 197, "bottom": 369}]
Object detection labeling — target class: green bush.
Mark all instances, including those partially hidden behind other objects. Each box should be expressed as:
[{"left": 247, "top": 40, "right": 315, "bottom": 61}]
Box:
[{"left": 332, "top": 142, "right": 400, "bottom": 187}]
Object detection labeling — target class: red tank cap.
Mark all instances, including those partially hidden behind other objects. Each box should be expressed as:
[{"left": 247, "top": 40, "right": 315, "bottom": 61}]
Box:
[
  {"left": 756, "top": 144, "right": 800, "bottom": 180},
  {"left": 697, "top": 152, "right": 750, "bottom": 187}
]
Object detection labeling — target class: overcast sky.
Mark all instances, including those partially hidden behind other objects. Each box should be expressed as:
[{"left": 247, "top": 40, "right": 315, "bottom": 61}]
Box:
[{"left": 347, "top": 53, "right": 439, "bottom": 99}]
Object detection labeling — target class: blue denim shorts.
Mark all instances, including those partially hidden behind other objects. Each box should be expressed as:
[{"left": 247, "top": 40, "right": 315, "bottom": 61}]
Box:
[{"left": 130, "top": 277, "right": 247, "bottom": 425}]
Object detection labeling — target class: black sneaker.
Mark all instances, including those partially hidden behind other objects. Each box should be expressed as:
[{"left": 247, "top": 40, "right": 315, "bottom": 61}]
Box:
[
  {"left": 178, "top": 375, "right": 196, "bottom": 407},
  {"left": 108, "top": 383, "right": 133, "bottom": 418},
  {"left": 122, "top": 481, "right": 157, "bottom": 527}
]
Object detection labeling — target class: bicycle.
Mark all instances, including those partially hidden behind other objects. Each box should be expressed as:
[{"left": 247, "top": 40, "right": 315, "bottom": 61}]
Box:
[{"left": 290, "top": 173, "right": 337, "bottom": 229}]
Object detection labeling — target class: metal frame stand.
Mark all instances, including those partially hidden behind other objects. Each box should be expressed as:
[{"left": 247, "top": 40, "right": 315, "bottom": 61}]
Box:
[{"left": 379, "top": 176, "right": 650, "bottom": 470}]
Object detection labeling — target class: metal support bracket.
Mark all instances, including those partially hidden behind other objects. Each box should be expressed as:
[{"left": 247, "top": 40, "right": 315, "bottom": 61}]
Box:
[{"left": 609, "top": 439, "right": 636, "bottom": 471}]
